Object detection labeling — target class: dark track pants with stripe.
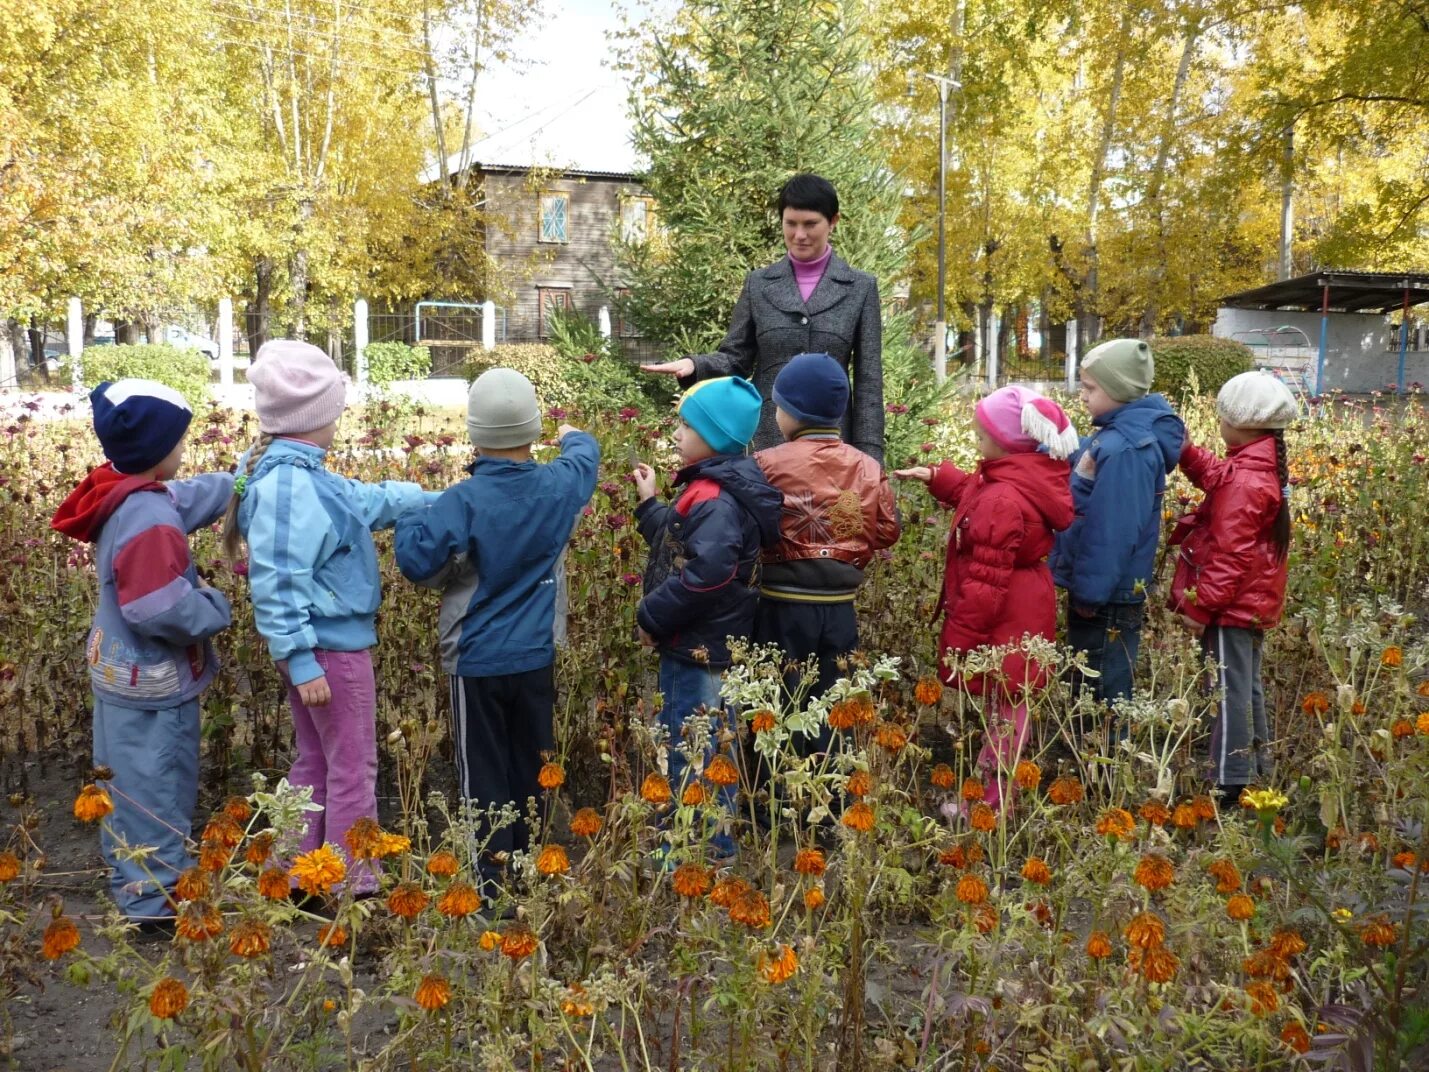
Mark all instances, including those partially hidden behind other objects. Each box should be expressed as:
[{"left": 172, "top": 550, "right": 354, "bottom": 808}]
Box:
[
  {"left": 449, "top": 665, "right": 555, "bottom": 879},
  {"left": 1201, "top": 624, "right": 1269, "bottom": 789}
]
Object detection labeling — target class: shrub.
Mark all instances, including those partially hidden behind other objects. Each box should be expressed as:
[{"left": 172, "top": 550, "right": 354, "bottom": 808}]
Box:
[
  {"left": 462, "top": 342, "right": 646, "bottom": 412},
  {"left": 1150, "top": 334, "right": 1254, "bottom": 401},
  {"left": 363, "top": 342, "right": 432, "bottom": 387},
  {"left": 73, "top": 344, "right": 212, "bottom": 408}
]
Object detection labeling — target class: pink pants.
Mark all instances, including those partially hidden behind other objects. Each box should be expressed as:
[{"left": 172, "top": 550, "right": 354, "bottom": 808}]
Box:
[
  {"left": 286, "top": 648, "right": 379, "bottom": 893},
  {"left": 976, "top": 697, "right": 1030, "bottom": 813}
]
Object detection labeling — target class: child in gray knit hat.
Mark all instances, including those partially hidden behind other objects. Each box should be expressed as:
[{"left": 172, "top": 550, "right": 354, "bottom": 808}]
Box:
[{"left": 395, "top": 368, "right": 599, "bottom": 905}]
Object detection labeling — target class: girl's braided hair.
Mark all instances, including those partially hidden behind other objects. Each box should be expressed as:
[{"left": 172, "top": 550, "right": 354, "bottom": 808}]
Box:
[
  {"left": 1270, "top": 429, "right": 1291, "bottom": 561},
  {"left": 222, "top": 433, "right": 274, "bottom": 559}
]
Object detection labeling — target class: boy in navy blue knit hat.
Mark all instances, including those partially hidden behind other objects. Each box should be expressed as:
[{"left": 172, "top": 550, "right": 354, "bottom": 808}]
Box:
[
  {"left": 632, "top": 376, "right": 782, "bottom": 861},
  {"left": 51, "top": 381, "right": 235, "bottom": 931},
  {"left": 754, "top": 354, "right": 899, "bottom": 772}
]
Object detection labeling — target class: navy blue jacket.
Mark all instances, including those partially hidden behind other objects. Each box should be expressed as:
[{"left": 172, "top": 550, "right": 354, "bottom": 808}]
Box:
[
  {"left": 636, "top": 454, "right": 783, "bottom": 668},
  {"left": 1050, "top": 394, "right": 1185, "bottom": 607},
  {"left": 393, "top": 432, "right": 600, "bottom": 677}
]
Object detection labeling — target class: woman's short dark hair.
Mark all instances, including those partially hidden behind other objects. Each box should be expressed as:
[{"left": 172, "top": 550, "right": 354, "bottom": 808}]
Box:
[{"left": 777, "top": 174, "right": 839, "bottom": 221}]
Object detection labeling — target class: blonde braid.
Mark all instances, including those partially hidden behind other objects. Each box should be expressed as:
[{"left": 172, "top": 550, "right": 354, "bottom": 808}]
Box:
[{"left": 222, "top": 433, "right": 274, "bottom": 559}]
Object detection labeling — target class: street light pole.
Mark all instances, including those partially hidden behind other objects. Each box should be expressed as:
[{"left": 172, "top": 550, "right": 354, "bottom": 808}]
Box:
[{"left": 924, "top": 73, "right": 960, "bottom": 384}]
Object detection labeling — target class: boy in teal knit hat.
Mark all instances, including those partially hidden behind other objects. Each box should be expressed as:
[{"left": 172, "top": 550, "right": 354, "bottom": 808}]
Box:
[{"left": 632, "top": 376, "right": 783, "bottom": 861}]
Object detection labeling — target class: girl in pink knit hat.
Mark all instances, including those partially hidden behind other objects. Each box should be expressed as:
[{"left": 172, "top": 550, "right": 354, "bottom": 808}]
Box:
[{"left": 896, "top": 386, "right": 1077, "bottom": 812}]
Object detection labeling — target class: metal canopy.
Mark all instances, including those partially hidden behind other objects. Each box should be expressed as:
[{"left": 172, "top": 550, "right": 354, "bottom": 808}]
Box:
[{"left": 1220, "top": 271, "right": 1429, "bottom": 313}]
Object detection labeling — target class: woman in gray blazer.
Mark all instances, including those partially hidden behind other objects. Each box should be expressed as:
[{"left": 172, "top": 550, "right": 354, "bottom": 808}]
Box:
[{"left": 642, "top": 174, "right": 885, "bottom": 465}]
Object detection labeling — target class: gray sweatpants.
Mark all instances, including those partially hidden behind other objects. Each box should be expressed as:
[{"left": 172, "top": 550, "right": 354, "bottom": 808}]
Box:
[{"left": 1201, "top": 625, "right": 1270, "bottom": 788}]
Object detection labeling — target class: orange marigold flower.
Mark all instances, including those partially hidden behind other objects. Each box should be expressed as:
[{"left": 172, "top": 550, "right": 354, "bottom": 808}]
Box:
[
  {"left": 1392, "top": 850, "right": 1418, "bottom": 870},
  {"left": 244, "top": 832, "right": 274, "bottom": 867},
  {"left": 1301, "top": 691, "right": 1331, "bottom": 715},
  {"left": 842, "top": 801, "right": 876, "bottom": 832},
  {"left": 317, "top": 923, "right": 347, "bottom": 948},
  {"left": 914, "top": 676, "right": 944, "bottom": 706},
  {"left": 561, "top": 982, "right": 595, "bottom": 1017},
  {"left": 229, "top": 917, "right": 272, "bottom": 958},
  {"left": 958, "top": 776, "right": 983, "bottom": 801},
  {"left": 1325, "top": 825, "right": 1347, "bottom": 851},
  {"left": 704, "top": 754, "right": 739, "bottom": 787},
  {"left": 1360, "top": 916, "right": 1398, "bottom": 947},
  {"left": 968, "top": 803, "right": 997, "bottom": 832},
  {"left": 73, "top": 784, "right": 113, "bottom": 823},
  {"left": 758, "top": 943, "right": 799, "bottom": 984},
  {"left": 1021, "top": 857, "right": 1052, "bottom": 885},
  {"left": 640, "top": 773, "right": 672, "bottom": 805},
  {"left": 222, "top": 796, "right": 253, "bottom": 824},
  {"left": 1280, "top": 1022, "right": 1311, "bottom": 1054},
  {"left": 374, "top": 832, "right": 410, "bottom": 858},
  {"left": 1418, "top": 680, "right": 1429, "bottom": 698},
  {"left": 1134, "top": 853, "right": 1175, "bottom": 892},
  {"left": 729, "top": 889, "right": 772, "bottom": 929},
  {"left": 1418, "top": 711, "right": 1429, "bottom": 736},
  {"left": 939, "top": 845, "right": 968, "bottom": 868},
  {"left": 1124, "top": 911, "right": 1166, "bottom": 950},
  {"left": 1206, "top": 858, "right": 1242, "bottom": 894},
  {"left": 1129, "top": 944, "right": 1179, "bottom": 983},
  {"left": 804, "top": 885, "right": 825, "bottom": 910},
  {"left": 710, "top": 876, "right": 751, "bottom": 908},
  {"left": 794, "top": 847, "right": 826, "bottom": 876},
  {"left": 750, "top": 709, "right": 776, "bottom": 734},
  {"left": 1243, "top": 950, "right": 1291, "bottom": 981},
  {"left": 1352, "top": 701, "right": 1366, "bottom": 716},
  {"left": 1392, "top": 719, "right": 1415, "bottom": 740},
  {"left": 500, "top": 924, "right": 539, "bottom": 960},
  {"left": 437, "top": 882, "right": 481, "bottom": 918},
  {"left": 681, "top": 782, "right": 707, "bottom": 806},
  {"left": 570, "top": 807, "right": 603, "bottom": 837},
  {"left": 929, "top": 764, "right": 956, "bottom": 790},
  {"left": 426, "top": 851, "right": 460, "bottom": 878},
  {"left": 414, "top": 974, "right": 452, "bottom": 1012},
  {"left": 827, "top": 701, "right": 857, "bottom": 731},
  {"left": 1191, "top": 795, "right": 1217, "bottom": 822},
  {"left": 537, "top": 761, "right": 566, "bottom": 790},
  {"left": 846, "top": 770, "right": 872, "bottom": 798},
  {"left": 149, "top": 977, "right": 188, "bottom": 1019},
  {"left": 974, "top": 904, "right": 998, "bottom": 933},
  {"left": 387, "top": 882, "right": 430, "bottom": 919},
  {"left": 1095, "top": 807, "right": 1136, "bottom": 842},
  {"left": 201, "top": 815, "right": 244, "bottom": 849},
  {"left": 536, "top": 844, "right": 570, "bottom": 876},
  {"left": 1047, "top": 776, "right": 1083, "bottom": 806},
  {"left": 1381, "top": 646, "right": 1403, "bottom": 668},
  {"left": 290, "top": 845, "right": 346, "bottom": 896},
  {"left": 1085, "top": 930, "right": 1113, "bottom": 959},
  {"left": 874, "top": 721, "right": 908, "bottom": 752},
  {"left": 0, "top": 851, "right": 19, "bottom": 883},
  {"left": 343, "top": 818, "right": 383, "bottom": 860},
  {"left": 176, "top": 900, "right": 223, "bottom": 943},
  {"left": 1139, "top": 800, "right": 1170, "bottom": 827},
  {"left": 257, "top": 866, "right": 291, "bottom": 900},
  {"left": 1013, "top": 760, "right": 1041, "bottom": 791},
  {"left": 955, "top": 873, "right": 989, "bottom": 906},
  {"left": 41, "top": 914, "right": 81, "bottom": 959},
  {"left": 175, "top": 867, "right": 210, "bottom": 903},
  {"left": 1245, "top": 980, "right": 1279, "bottom": 1015},
  {"left": 478, "top": 930, "right": 502, "bottom": 952},
  {"left": 1170, "top": 803, "right": 1199, "bottom": 830},
  {"left": 1225, "top": 893, "right": 1256, "bottom": 922},
  {"left": 198, "top": 842, "right": 231, "bottom": 874},
  {"left": 1357, "top": 832, "right": 1380, "bottom": 854},
  {"left": 1268, "top": 928, "right": 1307, "bottom": 959},
  {"left": 672, "top": 864, "right": 713, "bottom": 899}
]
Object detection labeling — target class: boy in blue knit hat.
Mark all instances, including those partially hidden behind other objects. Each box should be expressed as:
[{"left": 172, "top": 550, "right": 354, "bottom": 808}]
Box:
[
  {"left": 632, "top": 376, "right": 782, "bottom": 860},
  {"left": 51, "top": 380, "right": 235, "bottom": 932}
]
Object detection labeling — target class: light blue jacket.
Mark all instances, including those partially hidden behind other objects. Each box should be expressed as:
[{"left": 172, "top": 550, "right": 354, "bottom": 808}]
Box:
[{"left": 237, "top": 438, "right": 433, "bottom": 684}]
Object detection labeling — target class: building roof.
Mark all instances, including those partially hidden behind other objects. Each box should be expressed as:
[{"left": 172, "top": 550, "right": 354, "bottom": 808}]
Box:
[{"left": 1220, "top": 271, "right": 1429, "bottom": 314}]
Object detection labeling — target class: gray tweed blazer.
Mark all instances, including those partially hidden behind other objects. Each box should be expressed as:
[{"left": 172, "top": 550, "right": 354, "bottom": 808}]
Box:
[{"left": 683, "top": 252, "right": 884, "bottom": 465}]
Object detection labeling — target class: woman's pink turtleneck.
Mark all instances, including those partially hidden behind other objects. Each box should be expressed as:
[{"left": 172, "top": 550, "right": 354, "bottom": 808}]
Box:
[{"left": 790, "top": 245, "right": 833, "bottom": 302}]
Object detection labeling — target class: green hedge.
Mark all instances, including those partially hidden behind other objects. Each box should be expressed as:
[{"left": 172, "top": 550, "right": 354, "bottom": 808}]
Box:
[
  {"left": 74, "top": 344, "right": 211, "bottom": 408},
  {"left": 364, "top": 342, "right": 432, "bottom": 387},
  {"left": 1149, "top": 335, "right": 1254, "bottom": 400},
  {"left": 462, "top": 343, "right": 646, "bottom": 411}
]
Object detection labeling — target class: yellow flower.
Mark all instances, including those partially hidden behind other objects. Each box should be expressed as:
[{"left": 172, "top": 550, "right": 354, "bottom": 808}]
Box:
[
  {"left": 73, "top": 784, "right": 113, "bottom": 823},
  {"left": 1332, "top": 907, "right": 1353, "bottom": 923},
  {"left": 560, "top": 982, "right": 594, "bottom": 1017},
  {"left": 1242, "top": 788, "right": 1288, "bottom": 813},
  {"left": 758, "top": 943, "right": 799, "bottom": 984},
  {"left": 149, "top": 977, "right": 188, "bottom": 1020},
  {"left": 290, "top": 845, "right": 346, "bottom": 896},
  {"left": 1417, "top": 712, "right": 1429, "bottom": 736},
  {"left": 478, "top": 929, "right": 502, "bottom": 951}
]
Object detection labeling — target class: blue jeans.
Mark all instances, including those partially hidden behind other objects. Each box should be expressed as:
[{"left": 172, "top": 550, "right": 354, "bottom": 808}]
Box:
[
  {"left": 1067, "top": 602, "right": 1145, "bottom": 710},
  {"left": 657, "top": 657, "right": 736, "bottom": 856}
]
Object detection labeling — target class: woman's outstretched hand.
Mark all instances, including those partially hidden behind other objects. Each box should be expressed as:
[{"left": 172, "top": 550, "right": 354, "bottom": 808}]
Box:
[
  {"left": 893, "top": 466, "right": 934, "bottom": 484},
  {"left": 640, "top": 358, "right": 696, "bottom": 379}
]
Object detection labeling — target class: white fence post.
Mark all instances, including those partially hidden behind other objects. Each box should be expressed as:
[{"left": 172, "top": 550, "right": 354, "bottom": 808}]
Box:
[
  {"left": 598, "top": 306, "right": 612, "bottom": 340},
  {"left": 987, "top": 311, "right": 1000, "bottom": 388},
  {"left": 481, "top": 300, "right": 497, "bottom": 351},
  {"left": 218, "top": 297, "right": 234, "bottom": 389},
  {"left": 972, "top": 308, "right": 984, "bottom": 382},
  {"left": 67, "top": 297, "right": 84, "bottom": 390},
  {"left": 1065, "top": 319, "right": 1079, "bottom": 392},
  {"left": 353, "top": 299, "right": 369, "bottom": 388}
]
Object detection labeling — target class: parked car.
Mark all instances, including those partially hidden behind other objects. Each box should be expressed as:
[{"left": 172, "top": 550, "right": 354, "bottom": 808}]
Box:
[{"left": 165, "top": 325, "right": 219, "bottom": 360}]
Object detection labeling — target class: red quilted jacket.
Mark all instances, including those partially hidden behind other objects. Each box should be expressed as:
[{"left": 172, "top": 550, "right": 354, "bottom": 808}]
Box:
[
  {"left": 929, "top": 453, "right": 1074, "bottom": 693},
  {"left": 1168, "top": 435, "right": 1288, "bottom": 630}
]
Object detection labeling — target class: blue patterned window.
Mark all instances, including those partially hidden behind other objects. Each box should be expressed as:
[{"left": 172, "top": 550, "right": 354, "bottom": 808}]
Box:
[{"left": 539, "top": 193, "right": 569, "bottom": 243}]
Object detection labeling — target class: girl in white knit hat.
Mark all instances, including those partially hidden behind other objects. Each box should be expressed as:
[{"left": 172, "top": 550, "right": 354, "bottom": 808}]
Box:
[
  {"left": 222, "top": 340, "right": 435, "bottom": 897},
  {"left": 1167, "top": 371, "right": 1299, "bottom": 804}
]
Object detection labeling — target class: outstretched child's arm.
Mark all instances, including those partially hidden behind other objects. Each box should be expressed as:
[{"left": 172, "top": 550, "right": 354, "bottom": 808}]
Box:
[
  {"left": 244, "top": 466, "right": 330, "bottom": 686},
  {"left": 166, "top": 471, "right": 236, "bottom": 533},
  {"left": 894, "top": 462, "right": 972, "bottom": 507},
  {"left": 1178, "top": 441, "right": 1230, "bottom": 492},
  {"left": 340, "top": 477, "right": 438, "bottom": 532},
  {"left": 114, "top": 520, "right": 231, "bottom": 646},
  {"left": 870, "top": 468, "right": 901, "bottom": 551},
  {"left": 394, "top": 489, "right": 473, "bottom": 585},
  {"left": 549, "top": 425, "right": 602, "bottom": 505},
  {"left": 636, "top": 497, "right": 739, "bottom": 644}
]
